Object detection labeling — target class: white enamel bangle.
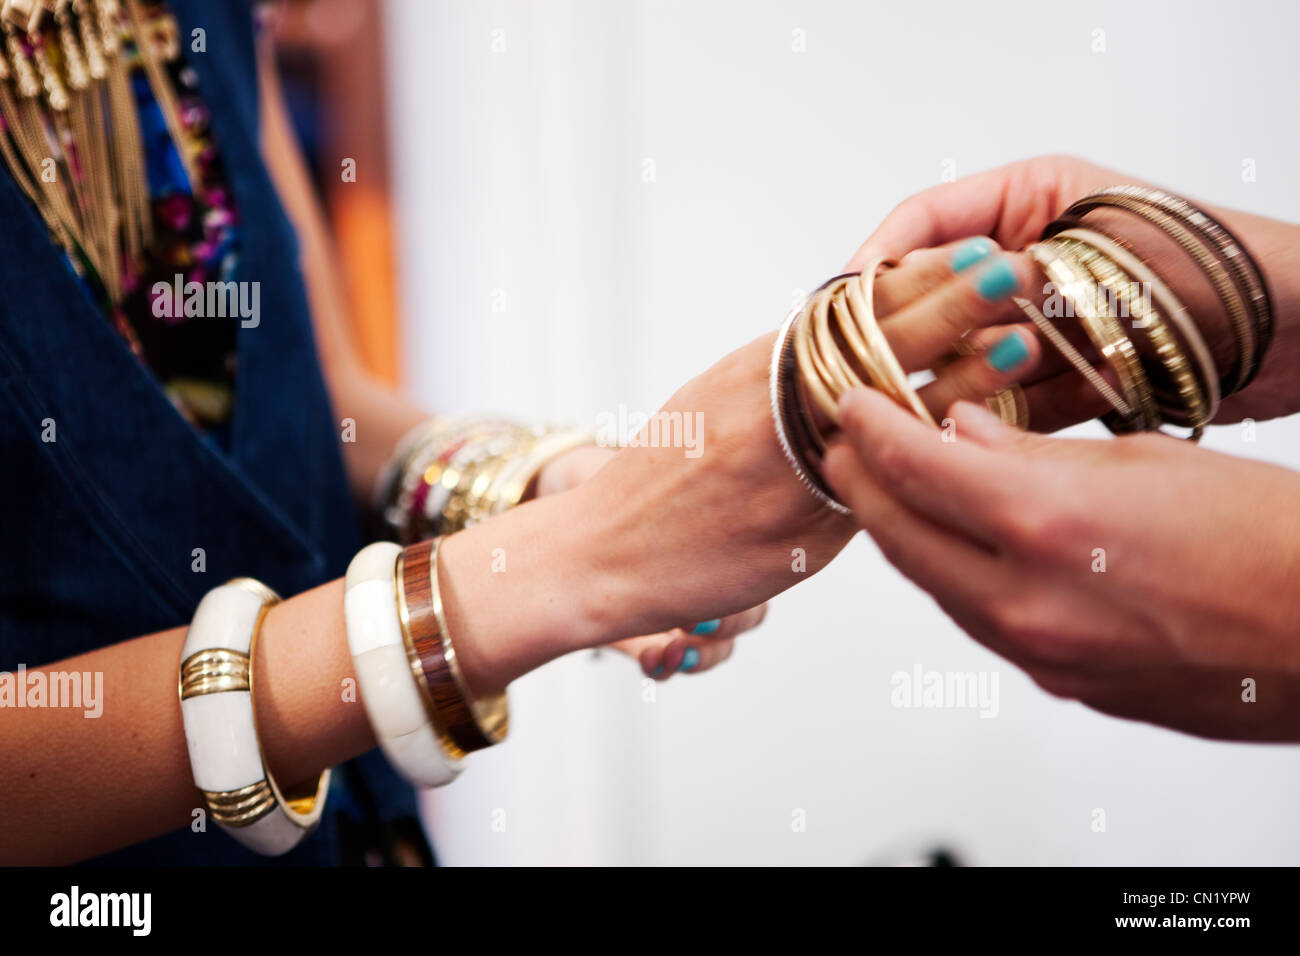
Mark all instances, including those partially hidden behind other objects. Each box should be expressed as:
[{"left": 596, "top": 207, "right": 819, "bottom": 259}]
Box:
[
  {"left": 344, "top": 542, "right": 464, "bottom": 787},
  {"left": 178, "top": 578, "right": 330, "bottom": 856}
]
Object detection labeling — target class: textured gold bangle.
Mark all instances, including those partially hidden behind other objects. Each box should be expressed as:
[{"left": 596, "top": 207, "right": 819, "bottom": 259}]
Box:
[
  {"left": 1031, "top": 240, "right": 1159, "bottom": 431},
  {"left": 486, "top": 429, "right": 595, "bottom": 516},
  {"left": 1053, "top": 226, "right": 1219, "bottom": 426},
  {"left": 1089, "top": 185, "right": 1273, "bottom": 385},
  {"left": 1051, "top": 193, "right": 1255, "bottom": 395},
  {"left": 932, "top": 341, "right": 1029, "bottom": 429},
  {"left": 1055, "top": 228, "right": 1210, "bottom": 438}
]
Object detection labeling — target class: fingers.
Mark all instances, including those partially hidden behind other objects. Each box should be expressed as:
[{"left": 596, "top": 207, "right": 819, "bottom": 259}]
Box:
[
  {"left": 683, "top": 604, "right": 768, "bottom": 643},
  {"left": 637, "top": 635, "right": 734, "bottom": 680},
  {"left": 630, "top": 604, "right": 766, "bottom": 680},
  {"left": 844, "top": 156, "right": 1124, "bottom": 271},
  {"left": 833, "top": 387, "right": 1033, "bottom": 547},
  {"left": 845, "top": 162, "right": 1050, "bottom": 270},
  {"left": 1019, "top": 372, "right": 1115, "bottom": 434},
  {"left": 917, "top": 328, "right": 1041, "bottom": 422},
  {"left": 874, "top": 239, "right": 991, "bottom": 317},
  {"left": 881, "top": 248, "right": 1039, "bottom": 371},
  {"left": 821, "top": 442, "right": 1020, "bottom": 610}
]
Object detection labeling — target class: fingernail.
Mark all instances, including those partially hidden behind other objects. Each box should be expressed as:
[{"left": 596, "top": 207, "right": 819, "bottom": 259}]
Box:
[
  {"left": 680, "top": 647, "right": 701, "bottom": 672},
  {"left": 987, "top": 330, "right": 1030, "bottom": 373},
  {"left": 691, "top": 619, "right": 721, "bottom": 636},
  {"left": 951, "top": 237, "right": 993, "bottom": 273},
  {"left": 976, "top": 257, "right": 1019, "bottom": 300},
  {"left": 652, "top": 664, "right": 665, "bottom": 677}
]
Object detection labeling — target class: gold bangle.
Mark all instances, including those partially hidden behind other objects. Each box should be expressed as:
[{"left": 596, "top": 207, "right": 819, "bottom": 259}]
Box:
[
  {"left": 843, "top": 263, "right": 935, "bottom": 425},
  {"left": 792, "top": 288, "right": 843, "bottom": 423},
  {"left": 396, "top": 538, "right": 508, "bottom": 752},
  {"left": 1051, "top": 225, "right": 1219, "bottom": 424},
  {"left": 1050, "top": 193, "right": 1255, "bottom": 395},
  {"left": 932, "top": 341, "right": 1029, "bottom": 429},
  {"left": 1055, "top": 228, "right": 1211, "bottom": 438},
  {"left": 1088, "top": 185, "right": 1273, "bottom": 387},
  {"left": 791, "top": 264, "right": 935, "bottom": 437},
  {"left": 1030, "top": 240, "right": 1159, "bottom": 431},
  {"left": 487, "top": 429, "right": 595, "bottom": 516},
  {"left": 395, "top": 549, "right": 466, "bottom": 762}
]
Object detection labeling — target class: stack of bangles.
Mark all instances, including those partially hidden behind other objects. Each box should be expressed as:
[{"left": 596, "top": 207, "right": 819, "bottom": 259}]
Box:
[
  {"left": 374, "top": 417, "right": 594, "bottom": 543},
  {"left": 770, "top": 184, "right": 1274, "bottom": 513},
  {"left": 178, "top": 417, "right": 593, "bottom": 854}
]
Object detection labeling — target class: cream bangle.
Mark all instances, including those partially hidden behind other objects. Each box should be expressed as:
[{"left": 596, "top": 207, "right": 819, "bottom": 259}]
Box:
[
  {"left": 179, "top": 578, "right": 330, "bottom": 856},
  {"left": 344, "top": 542, "right": 464, "bottom": 787}
]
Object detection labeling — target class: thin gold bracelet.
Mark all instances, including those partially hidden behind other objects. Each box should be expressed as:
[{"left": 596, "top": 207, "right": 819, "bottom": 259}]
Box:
[
  {"left": 1055, "top": 228, "right": 1211, "bottom": 438},
  {"left": 1030, "top": 240, "right": 1159, "bottom": 431}
]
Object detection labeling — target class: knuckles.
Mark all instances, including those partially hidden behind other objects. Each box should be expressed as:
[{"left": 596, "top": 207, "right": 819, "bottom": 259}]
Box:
[
  {"left": 868, "top": 436, "right": 915, "bottom": 490},
  {"left": 981, "top": 597, "right": 1088, "bottom": 669},
  {"left": 989, "top": 493, "right": 1093, "bottom": 563}
]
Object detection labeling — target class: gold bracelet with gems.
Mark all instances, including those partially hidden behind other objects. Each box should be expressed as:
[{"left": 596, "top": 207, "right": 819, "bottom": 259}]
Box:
[{"left": 376, "top": 417, "right": 594, "bottom": 542}]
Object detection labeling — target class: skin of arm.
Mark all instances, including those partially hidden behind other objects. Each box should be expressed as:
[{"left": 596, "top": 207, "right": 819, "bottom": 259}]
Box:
[
  {"left": 0, "top": 485, "right": 615, "bottom": 864},
  {"left": 5, "top": 52, "right": 1089, "bottom": 867},
  {"left": 0, "top": 41, "right": 627, "bottom": 866}
]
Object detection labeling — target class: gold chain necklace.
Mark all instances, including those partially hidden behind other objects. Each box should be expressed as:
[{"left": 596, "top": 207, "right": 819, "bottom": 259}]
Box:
[{"left": 0, "top": 0, "right": 189, "bottom": 304}]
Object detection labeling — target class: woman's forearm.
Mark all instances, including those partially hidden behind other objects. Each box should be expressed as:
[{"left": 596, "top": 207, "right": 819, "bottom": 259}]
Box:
[
  {"left": 0, "top": 492, "right": 629, "bottom": 864},
  {"left": 0, "top": 580, "right": 369, "bottom": 865}
]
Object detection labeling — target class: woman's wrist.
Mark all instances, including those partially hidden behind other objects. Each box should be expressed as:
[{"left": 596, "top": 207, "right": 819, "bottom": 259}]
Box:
[{"left": 435, "top": 481, "right": 638, "bottom": 695}]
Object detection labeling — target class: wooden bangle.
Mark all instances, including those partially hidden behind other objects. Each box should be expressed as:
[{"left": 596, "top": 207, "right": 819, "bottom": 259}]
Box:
[
  {"left": 343, "top": 542, "right": 463, "bottom": 787},
  {"left": 401, "top": 538, "right": 509, "bottom": 754}
]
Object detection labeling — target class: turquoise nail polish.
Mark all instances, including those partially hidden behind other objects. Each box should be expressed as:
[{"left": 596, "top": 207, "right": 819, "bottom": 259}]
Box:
[
  {"left": 987, "top": 331, "right": 1030, "bottom": 373},
  {"left": 652, "top": 664, "right": 665, "bottom": 677},
  {"left": 691, "top": 619, "right": 721, "bottom": 636},
  {"left": 680, "top": 647, "right": 701, "bottom": 672},
  {"left": 951, "top": 237, "right": 993, "bottom": 273},
  {"left": 976, "top": 258, "right": 1019, "bottom": 301}
]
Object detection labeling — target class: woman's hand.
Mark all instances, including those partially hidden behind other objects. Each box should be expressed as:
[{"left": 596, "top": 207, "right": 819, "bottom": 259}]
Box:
[
  {"left": 536, "top": 443, "right": 765, "bottom": 680},
  {"left": 823, "top": 388, "right": 1300, "bottom": 741},
  {"left": 847, "top": 155, "right": 1300, "bottom": 428},
  {"left": 846, "top": 155, "right": 1126, "bottom": 266}
]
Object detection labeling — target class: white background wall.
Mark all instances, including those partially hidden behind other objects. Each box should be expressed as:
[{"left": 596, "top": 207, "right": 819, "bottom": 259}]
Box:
[{"left": 383, "top": 0, "right": 1300, "bottom": 864}]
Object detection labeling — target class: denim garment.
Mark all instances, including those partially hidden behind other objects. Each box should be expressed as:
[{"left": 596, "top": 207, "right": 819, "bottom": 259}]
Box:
[{"left": 0, "top": 0, "right": 419, "bottom": 865}]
